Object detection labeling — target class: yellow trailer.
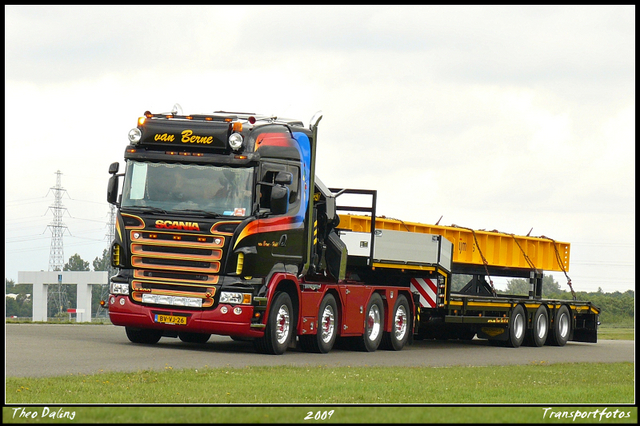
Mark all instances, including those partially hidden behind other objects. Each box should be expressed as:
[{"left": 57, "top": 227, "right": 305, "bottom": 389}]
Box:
[
  {"left": 325, "top": 187, "right": 598, "bottom": 347},
  {"left": 337, "top": 213, "right": 569, "bottom": 274}
]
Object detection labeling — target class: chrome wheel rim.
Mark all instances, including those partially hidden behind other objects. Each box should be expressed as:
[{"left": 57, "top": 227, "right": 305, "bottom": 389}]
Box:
[
  {"left": 513, "top": 312, "right": 525, "bottom": 340},
  {"left": 367, "top": 304, "right": 381, "bottom": 341},
  {"left": 320, "top": 304, "right": 335, "bottom": 344},
  {"left": 558, "top": 312, "right": 569, "bottom": 338},
  {"left": 536, "top": 314, "right": 548, "bottom": 339},
  {"left": 394, "top": 304, "right": 408, "bottom": 341},
  {"left": 275, "top": 304, "right": 290, "bottom": 345}
]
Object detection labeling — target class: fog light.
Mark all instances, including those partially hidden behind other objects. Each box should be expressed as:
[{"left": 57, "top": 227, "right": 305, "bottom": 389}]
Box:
[
  {"left": 228, "top": 133, "right": 243, "bottom": 151},
  {"left": 128, "top": 128, "right": 142, "bottom": 144},
  {"left": 234, "top": 307, "right": 243, "bottom": 315}
]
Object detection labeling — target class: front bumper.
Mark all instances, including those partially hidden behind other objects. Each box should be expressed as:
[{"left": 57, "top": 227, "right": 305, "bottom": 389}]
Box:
[{"left": 108, "top": 294, "right": 264, "bottom": 338}]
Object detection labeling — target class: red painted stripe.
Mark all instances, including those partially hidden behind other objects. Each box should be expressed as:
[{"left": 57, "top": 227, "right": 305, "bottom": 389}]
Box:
[
  {"left": 234, "top": 216, "right": 302, "bottom": 249},
  {"left": 411, "top": 278, "right": 436, "bottom": 308}
]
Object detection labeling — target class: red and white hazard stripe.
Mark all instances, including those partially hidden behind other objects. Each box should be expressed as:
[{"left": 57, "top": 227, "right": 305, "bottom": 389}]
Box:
[{"left": 410, "top": 277, "right": 438, "bottom": 308}]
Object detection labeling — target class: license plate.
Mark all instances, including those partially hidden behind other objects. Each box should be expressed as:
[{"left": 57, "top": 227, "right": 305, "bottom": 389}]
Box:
[{"left": 154, "top": 314, "right": 187, "bottom": 325}]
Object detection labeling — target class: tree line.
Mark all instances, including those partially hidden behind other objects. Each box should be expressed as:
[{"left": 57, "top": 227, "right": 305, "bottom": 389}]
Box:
[
  {"left": 450, "top": 274, "right": 633, "bottom": 327},
  {"left": 6, "top": 263, "right": 634, "bottom": 326}
]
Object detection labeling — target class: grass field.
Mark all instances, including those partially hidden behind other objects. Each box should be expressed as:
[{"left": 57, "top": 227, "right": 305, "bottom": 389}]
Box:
[
  {"left": 5, "top": 362, "right": 635, "bottom": 404},
  {"left": 4, "top": 322, "right": 635, "bottom": 423},
  {"left": 597, "top": 326, "right": 635, "bottom": 340},
  {"left": 4, "top": 362, "right": 636, "bottom": 423},
  {"left": 3, "top": 405, "right": 637, "bottom": 424}
]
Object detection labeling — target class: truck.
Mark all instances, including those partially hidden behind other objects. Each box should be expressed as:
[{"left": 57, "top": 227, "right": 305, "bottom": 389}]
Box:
[{"left": 106, "top": 106, "right": 600, "bottom": 354}]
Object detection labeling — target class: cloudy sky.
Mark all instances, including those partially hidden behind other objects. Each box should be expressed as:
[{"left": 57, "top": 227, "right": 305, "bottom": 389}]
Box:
[{"left": 5, "top": 5, "right": 635, "bottom": 293}]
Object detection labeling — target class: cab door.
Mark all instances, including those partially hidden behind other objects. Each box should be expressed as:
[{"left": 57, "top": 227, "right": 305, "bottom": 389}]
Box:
[{"left": 258, "top": 162, "right": 304, "bottom": 267}]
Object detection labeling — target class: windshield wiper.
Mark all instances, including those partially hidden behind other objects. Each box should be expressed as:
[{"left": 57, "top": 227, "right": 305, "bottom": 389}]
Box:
[
  {"left": 121, "top": 206, "right": 169, "bottom": 215},
  {"left": 172, "top": 209, "right": 223, "bottom": 218}
]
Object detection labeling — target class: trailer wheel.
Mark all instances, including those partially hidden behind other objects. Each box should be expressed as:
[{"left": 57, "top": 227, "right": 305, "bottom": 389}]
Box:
[
  {"left": 525, "top": 306, "right": 548, "bottom": 347},
  {"left": 358, "top": 293, "right": 384, "bottom": 352},
  {"left": 381, "top": 294, "right": 410, "bottom": 351},
  {"left": 254, "top": 291, "right": 293, "bottom": 355},
  {"left": 548, "top": 305, "right": 571, "bottom": 346},
  {"left": 125, "top": 327, "right": 162, "bottom": 344},
  {"left": 179, "top": 332, "right": 211, "bottom": 344},
  {"left": 506, "top": 305, "right": 526, "bottom": 348},
  {"left": 300, "top": 293, "right": 338, "bottom": 353}
]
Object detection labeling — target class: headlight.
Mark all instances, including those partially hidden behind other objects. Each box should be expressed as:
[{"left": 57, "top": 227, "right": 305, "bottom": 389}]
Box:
[
  {"left": 228, "top": 133, "right": 243, "bottom": 151},
  {"left": 128, "top": 128, "right": 142, "bottom": 144},
  {"left": 219, "top": 291, "right": 252, "bottom": 305},
  {"left": 110, "top": 281, "right": 129, "bottom": 295}
]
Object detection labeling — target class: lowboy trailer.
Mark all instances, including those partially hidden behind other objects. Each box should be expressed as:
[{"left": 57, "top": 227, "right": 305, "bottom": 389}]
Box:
[{"left": 106, "top": 107, "right": 599, "bottom": 354}]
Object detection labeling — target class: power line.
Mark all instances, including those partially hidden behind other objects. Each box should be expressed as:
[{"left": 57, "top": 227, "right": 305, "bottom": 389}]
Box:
[{"left": 45, "top": 170, "right": 70, "bottom": 318}]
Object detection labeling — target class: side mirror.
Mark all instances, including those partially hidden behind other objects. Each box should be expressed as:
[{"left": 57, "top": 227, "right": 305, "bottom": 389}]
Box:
[
  {"left": 270, "top": 185, "right": 289, "bottom": 215},
  {"left": 107, "top": 175, "right": 119, "bottom": 205},
  {"left": 275, "top": 171, "right": 293, "bottom": 185},
  {"left": 109, "top": 162, "right": 119, "bottom": 175}
]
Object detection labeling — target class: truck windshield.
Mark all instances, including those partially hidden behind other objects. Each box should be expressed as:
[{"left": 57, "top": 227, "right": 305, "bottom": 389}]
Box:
[{"left": 121, "top": 161, "right": 254, "bottom": 217}]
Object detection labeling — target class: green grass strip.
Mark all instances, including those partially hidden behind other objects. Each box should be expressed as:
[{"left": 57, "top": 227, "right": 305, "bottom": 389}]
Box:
[
  {"left": 3, "top": 406, "right": 638, "bottom": 424},
  {"left": 5, "top": 362, "right": 633, "bottom": 405}
]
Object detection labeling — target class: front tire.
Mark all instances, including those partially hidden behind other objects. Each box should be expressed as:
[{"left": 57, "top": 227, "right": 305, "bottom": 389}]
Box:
[
  {"left": 254, "top": 291, "right": 294, "bottom": 355},
  {"left": 358, "top": 293, "right": 384, "bottom": 352},
  {"left": 125, "top": 327, "right": 162, "bottom": 344},
  {"left": 381, "top": 294, "right": 410, "bottom": 351}
]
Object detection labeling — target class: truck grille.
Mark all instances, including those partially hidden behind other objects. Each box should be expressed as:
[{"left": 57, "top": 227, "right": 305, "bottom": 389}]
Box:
[{"left": 128, "top": 227, "right": 228, "bottom": 308}]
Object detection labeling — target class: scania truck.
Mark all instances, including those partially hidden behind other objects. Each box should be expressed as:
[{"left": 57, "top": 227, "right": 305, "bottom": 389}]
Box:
[{"left": 106, "top": 106, "right": 599, "bottom": 354}]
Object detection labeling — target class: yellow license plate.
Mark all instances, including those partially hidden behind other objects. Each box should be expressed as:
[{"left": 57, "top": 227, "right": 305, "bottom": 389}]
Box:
[{"left": 155, "top": 314, "right": 187, "bottom": 325}]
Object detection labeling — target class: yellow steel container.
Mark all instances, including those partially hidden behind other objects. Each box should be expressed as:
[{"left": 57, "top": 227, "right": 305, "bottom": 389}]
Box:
[{"left": 337, "top": 214, "right": 570, "bottom": 272}]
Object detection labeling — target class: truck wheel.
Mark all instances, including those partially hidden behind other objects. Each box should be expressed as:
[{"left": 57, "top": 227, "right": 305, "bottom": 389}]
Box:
[
  {"left": 506, "top": 305, "right": 526, "bottom": 348},
  {"left": 179, "top": 332, "right": 211, "bottom": 344},
  {"left": 254, "top": 291, "right": 293, "bottom": 355},
  {"left": 358, "top": 293, "right": 384, "bottom": 352},
  {"left": 381, "top": 294, "right": 410, "bottom": 351},
  {"left": 300, "top": 293, "right": 338, "bottom": 353},
  {"left": 125, "top": 327, "right": 162, "bottom": 344},
  {"left": 525, "top": 306, "right": 548, "bottom": 347},
  {"left": 548, "top": 305, "right": 571, "bottom": 346}
]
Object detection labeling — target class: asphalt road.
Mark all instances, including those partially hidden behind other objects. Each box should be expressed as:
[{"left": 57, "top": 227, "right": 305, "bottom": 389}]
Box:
[{"left": 5, "top": 324, "right": 634, "bottom": 378}]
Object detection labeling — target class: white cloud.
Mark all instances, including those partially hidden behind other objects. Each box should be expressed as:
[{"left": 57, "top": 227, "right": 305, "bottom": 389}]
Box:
[{"left": 4, "top": 5, "right": 635, "bottom": 292}]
